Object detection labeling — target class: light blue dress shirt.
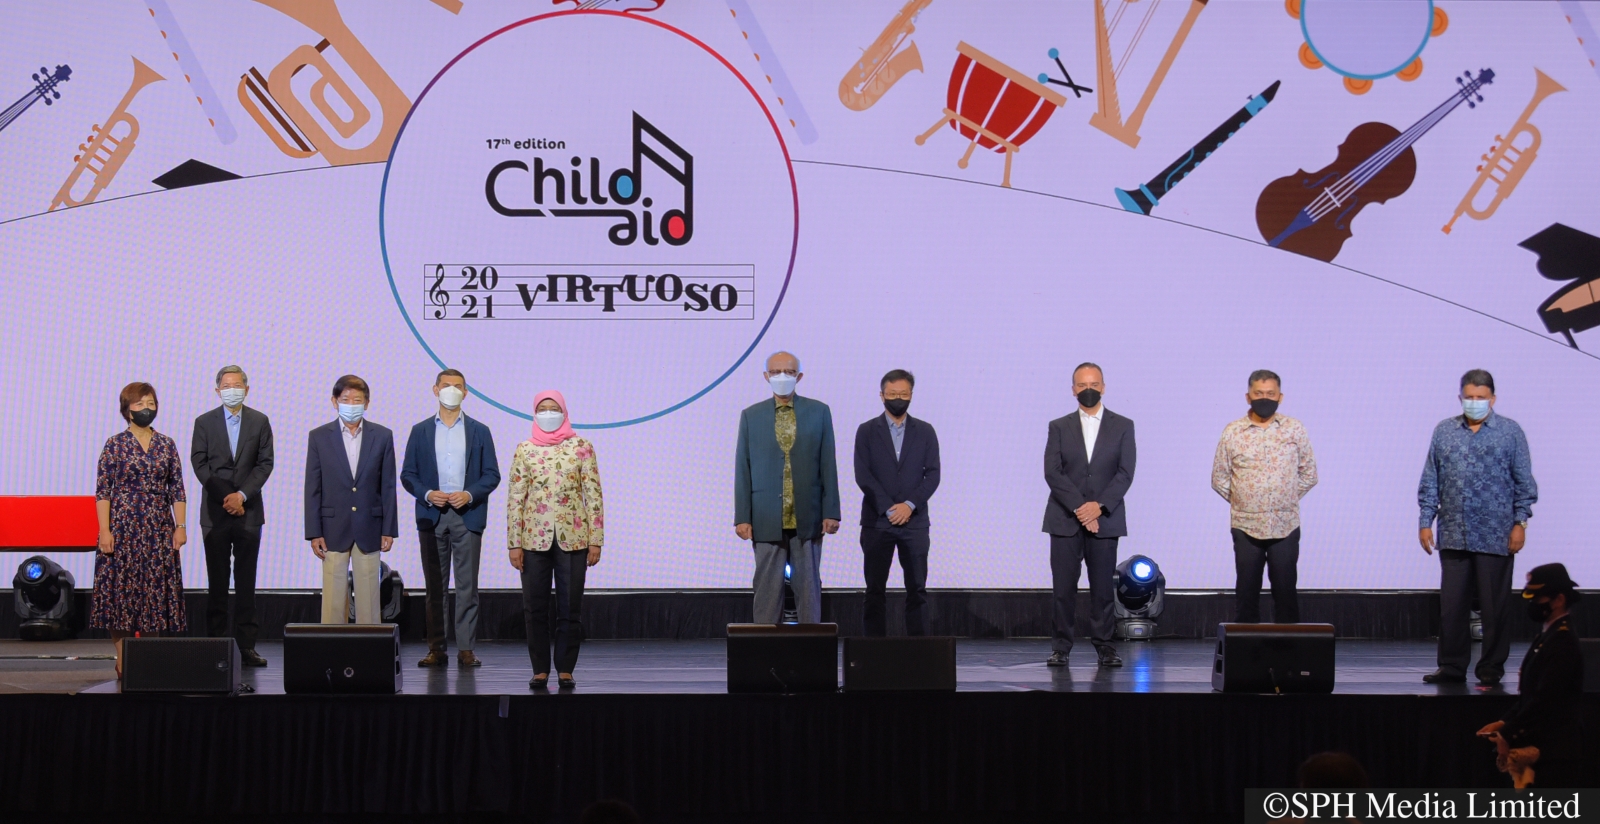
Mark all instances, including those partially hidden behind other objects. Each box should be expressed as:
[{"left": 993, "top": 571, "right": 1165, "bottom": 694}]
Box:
[
  {"left": 885, "top": 413, "right": 914, "bottom": 516},
  {"left": 225, "top": 405, "right": 246, "bottom": 501},
  {"left": 434, "top": 413, "right": 468, "bottom": 496}
]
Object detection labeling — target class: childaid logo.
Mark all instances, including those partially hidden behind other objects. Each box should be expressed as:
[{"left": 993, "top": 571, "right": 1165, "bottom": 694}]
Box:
[{"left": 485, "top": 112, "right": 693, "bottom": 247}]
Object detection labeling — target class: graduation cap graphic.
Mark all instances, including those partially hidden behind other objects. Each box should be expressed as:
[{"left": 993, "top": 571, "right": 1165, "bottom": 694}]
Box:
[{"left": 1522, "top": 223, "right": 1600, "bottom": 349}]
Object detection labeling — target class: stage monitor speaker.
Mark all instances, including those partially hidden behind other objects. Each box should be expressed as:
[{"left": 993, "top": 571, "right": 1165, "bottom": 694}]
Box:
[
  {"left": 1212, "top": 623, "right": 1335, "bottom": 693},
  {"left": 1582, "top": 639, "right": 1600, "bottom": 693},
  {"left": 122, "top": 637, "right": 241, "bottom": 694},
  {"left": 843, "top": 636, "right": 957, "bottom": 692},
  {"left": 727, "top": 623, "right": 837, "bottom": 693},
  {"left": 283, "top": 623, "right": 402, "bottom": 694}
]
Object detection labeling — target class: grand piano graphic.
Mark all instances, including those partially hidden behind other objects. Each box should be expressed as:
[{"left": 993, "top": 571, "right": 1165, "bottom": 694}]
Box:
[{"left": 1523, "top": 223, "right": 1600, "bottom": 350}]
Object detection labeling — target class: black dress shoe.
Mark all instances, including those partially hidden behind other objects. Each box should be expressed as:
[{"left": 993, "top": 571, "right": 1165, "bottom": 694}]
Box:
[
  {"left": 241, "top": 649, "right": 268, "bottom": 667},
  {"left": 529, "top": 675, "right": 550, "bottom": 690},
  {"left": 1476, "top": 674, "right": 1502, "bottom": 686},
  {"left": 1046, "top": 651, "right": 1069, "bottom": 667},
  {"left": 1423, "top": 669, "right": 1466, "bottom": 684},
  {"left": 558, "top": 674, "right": 576, "bottom": 689},
  {"left": 1096, "top": 646, "right": 1123, "bottom": 667}
]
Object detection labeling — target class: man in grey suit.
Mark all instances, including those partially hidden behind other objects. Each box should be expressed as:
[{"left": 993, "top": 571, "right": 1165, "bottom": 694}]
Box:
[
  {"left": 191, "top": 365, "right": 274, "bottom": 666},
  {"left": 305, "top": 374, "right": 399, "bottom": 624},
  {"left": 734, "top": 351, "right": 840, "bottom": 624},
  {"left": 1042, "top": 363, "right": 1137, "bottom": 667}
]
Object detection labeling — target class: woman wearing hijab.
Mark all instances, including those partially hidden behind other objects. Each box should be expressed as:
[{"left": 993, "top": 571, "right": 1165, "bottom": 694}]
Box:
[
  {"left": 506, "top": 391, "right": 605, "bottom": 689},
  {"left": 94, "top": 382, "right": 188, "bottom": 676}
]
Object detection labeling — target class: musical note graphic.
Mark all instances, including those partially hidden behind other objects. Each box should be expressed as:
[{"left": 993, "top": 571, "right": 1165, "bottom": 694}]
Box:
[
  {"left": 145, "top": 0, "right": 237, "bottom": 144},
  {"left": 0, "top": 65, "right": 70, "bottom": 137},
  {"left": 429, "top": 264, "right": 451, "bottom": 319},
  {"left": 725, "top": 0, "right": 818, "bottom": 144},
  {"left": 1523, "top": 224, "right": 1600, "bottom": 350},
  {"left": 1255, "top": 69, "right": 1493, "bottom": 263},
  {"left": 1116, "top": 80, "right": 1278, "bottom": 215}
]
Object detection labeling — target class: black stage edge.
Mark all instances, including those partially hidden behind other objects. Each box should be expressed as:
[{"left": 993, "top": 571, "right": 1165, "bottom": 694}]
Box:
[
  {"left": 2, "top": 690, "right": 1595, "bottom": 823},
  {"left": 3, "top": 588, "right": 1597, "bottom": 641}
]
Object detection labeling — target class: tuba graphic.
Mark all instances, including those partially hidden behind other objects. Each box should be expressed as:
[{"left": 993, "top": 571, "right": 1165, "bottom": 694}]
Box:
[
  {"left": 1442, "top": 68, "right": 1565, "bottom": 234},
  {"left": 839, "top": 0, "right": 932, "bottom": 111},
  {"left": 49, "top": 57, "right": 165, "bottom": 211}
]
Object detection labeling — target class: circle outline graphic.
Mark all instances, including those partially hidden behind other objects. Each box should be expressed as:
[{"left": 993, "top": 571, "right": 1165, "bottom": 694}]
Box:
[
  {"left": 1300, "top": 0, "right": 1434, "bottom": 81},
  {"left": 380, "top": 9, "right": 800, "bottom": 428}
]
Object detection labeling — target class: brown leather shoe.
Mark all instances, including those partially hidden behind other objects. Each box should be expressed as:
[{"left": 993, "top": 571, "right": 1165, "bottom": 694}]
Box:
[
  {"left": 417, "top": 650, "right": 448, "bottom": 668},
  {"left": 458, "top": 650, "right": 482, "bottom": 668}
]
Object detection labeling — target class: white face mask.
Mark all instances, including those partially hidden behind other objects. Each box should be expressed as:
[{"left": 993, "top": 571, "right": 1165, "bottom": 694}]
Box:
[
  {"left": 438, "top": 385, "right": 465, "bottom": 410},
  {"left": 767, "top": 373, "right": 797, "bottom": 397},
  {"left": 535, "top": 410, "right": 565, "bottom": 433},
  {"left": 218, "top": 387, "right": 246, "bottom": 409}
]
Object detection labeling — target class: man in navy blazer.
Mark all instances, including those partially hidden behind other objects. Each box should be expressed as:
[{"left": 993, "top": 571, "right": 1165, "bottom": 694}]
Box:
[
  {"left": 1041, "top": 363, "right": 1137, "bottom": 667},
  {"left": 305, "top": 375, "right": 399, "bottom": 624},
  {"left": 854, "top": 369, "right": 941, "bottom": 636},
  {"left": 401, "top": 369, "right": 501, "bottom": 668},
  {"left": 734, "top": 351, "right": 841, "bottom": 624}
]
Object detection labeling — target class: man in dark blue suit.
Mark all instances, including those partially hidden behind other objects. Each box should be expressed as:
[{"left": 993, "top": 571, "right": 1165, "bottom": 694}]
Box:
[
  {"left": 1042, "top": 363, "right": 1137, "bottom": 667},
  {"left": 854, "top": 369, "right": 941, "bottom": 636},
  {"left": 401, "top": 369, "right": 501, "bottom": 668},
  {"left": 305, "top": 375, "right": 398, "bottom": 624},
  {"left": 734, "top": 351, "right": 841, "bottom": 624}
]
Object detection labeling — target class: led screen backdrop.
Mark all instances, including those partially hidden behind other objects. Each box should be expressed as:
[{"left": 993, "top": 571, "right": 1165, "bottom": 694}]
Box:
[{"left": 2, "top": 0, "right": 1598, "bottom": 592}]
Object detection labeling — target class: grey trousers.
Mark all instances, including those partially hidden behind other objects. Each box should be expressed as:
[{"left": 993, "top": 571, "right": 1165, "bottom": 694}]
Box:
[
  {"left": 752, "top": 530, "right": 822, "bottom": 623},
  {"left": 419, "top": 508, "right": 482, "bottom": 652}
]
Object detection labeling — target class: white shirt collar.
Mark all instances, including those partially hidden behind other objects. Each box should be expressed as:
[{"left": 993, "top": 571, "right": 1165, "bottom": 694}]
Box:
[{"left": 1080, "top": 406, "right": 1104, "bottom": 421}]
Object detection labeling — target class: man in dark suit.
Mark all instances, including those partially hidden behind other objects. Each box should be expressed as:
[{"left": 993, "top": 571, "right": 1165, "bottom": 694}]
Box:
[
  {"left": 734, "top": 351, "right": 840, "bottom": 624},
  {"left": 854, "top": 369, "right": 941, "bottom": 636},
  {"left": 190, "top": 365, "right": 274, "bottom": 666},
  {"left": 1042, "top": 362, "right": 1137, "bottom": 667},
  {"left": 401, "top": 369, "right": 501, "bottom": 668},
  {"left": 305, "top": 374, "right": 398, "bottom": 624}
]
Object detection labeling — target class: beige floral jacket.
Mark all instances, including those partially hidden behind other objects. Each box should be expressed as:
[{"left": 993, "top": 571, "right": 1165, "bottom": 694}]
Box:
[{"left": 506, "top": 438, "right": 605, "bottom": 552}]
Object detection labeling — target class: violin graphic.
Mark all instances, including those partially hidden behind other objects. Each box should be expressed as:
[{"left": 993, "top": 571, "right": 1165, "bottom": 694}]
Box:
[{"left": 1256, "top": 69, "right": 1494, "bottom": 263}]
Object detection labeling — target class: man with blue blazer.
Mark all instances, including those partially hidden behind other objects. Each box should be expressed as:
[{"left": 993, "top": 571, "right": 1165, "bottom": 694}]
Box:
[
  {"left": 401, "top": 369, "right": 501, "bottom": 668},
  {"left": 305, "top": 375, "right": 398, "bottom": 624},
  {"left": 854, "top": 369, "right": 941, "bottom": 636},
  {"left": 1042, "top": 363, "right": 1137, "bottom": 667},
  {"left": 734, "top": 351, "right": 841, "bottom": 624}
]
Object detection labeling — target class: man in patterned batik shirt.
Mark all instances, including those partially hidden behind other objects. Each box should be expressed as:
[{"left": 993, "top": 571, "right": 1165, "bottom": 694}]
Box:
[
  {"left": 1418, "top": 368, "right": 1537, "bottom": 686},
  {"left": 1212, "top": 369, "right": 1318, "bottom": 624}
]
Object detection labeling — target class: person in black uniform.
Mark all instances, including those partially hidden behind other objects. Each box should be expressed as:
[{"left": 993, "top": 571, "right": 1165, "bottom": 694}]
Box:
[{"left": 1477, "top": 563, "right": 1588, "bottom": 788}]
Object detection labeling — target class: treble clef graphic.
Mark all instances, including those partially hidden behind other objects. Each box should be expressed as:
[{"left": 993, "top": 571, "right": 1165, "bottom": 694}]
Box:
[{"left": 429, "top": 264, "right": 450, "bottom": 319}]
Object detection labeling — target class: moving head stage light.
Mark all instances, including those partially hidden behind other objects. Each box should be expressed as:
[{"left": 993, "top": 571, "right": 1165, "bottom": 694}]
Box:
[
  {"left": 1114, "top": 554, "right": 1164, "bottom": 640},
  {"left": 14, "top": 555, "right": 76, "bottom": 641}
]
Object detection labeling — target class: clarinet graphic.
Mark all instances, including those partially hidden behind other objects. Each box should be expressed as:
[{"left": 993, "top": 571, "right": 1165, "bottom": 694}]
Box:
[{"left": 1115, "top": 79, "right": 1279, "bottom": 215}]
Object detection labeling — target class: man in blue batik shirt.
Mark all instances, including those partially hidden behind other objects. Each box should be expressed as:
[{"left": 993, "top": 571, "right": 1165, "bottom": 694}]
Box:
[{"left": 1417, "top": 369, "right": 1537, "bottom": 686}]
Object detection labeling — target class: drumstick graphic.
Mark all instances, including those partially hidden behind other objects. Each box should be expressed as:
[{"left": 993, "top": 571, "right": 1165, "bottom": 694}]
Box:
[
  {"left": 724, "top": 0, "right": 817, "bottom": 145},
  {"left": 145, "top": 0, "right": 237, "bottom": 144}
]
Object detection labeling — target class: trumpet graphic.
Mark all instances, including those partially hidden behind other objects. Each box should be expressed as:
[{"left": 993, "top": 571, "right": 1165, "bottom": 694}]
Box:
[
  {"left": 839, "top": 0, "right": 932, "bottom": 111},
  {"left": 49, "top": 57, "right": 165, "bottom": 211},
  {"left": 1442, "top": 68, "right": 1565, "bottom": 234}
]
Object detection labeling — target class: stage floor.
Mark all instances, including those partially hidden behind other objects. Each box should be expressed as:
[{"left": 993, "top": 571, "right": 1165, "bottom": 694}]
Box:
[{"left": 1, "top": 637, "right": 1531, "bottom": 696}]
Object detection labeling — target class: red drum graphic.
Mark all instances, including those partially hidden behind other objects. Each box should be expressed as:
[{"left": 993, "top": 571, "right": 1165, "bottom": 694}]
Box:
[{"left": 915, "top": 41, "right": 1066, "bottom": 187}]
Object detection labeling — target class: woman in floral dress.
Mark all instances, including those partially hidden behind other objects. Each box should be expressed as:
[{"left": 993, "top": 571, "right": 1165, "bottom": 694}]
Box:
[
  {"left": 94, "top": 382, "right": 188, "bottom": 674},
  {"left": 506, "top": 390, "right": 605, "bottom": 690}
]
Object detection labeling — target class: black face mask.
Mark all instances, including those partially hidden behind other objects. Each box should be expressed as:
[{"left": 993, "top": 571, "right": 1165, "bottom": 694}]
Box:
[
  {"left": 883, "top": 398, "right": 910, "bottom": 418},
  {"left": 1250, "top": 398, "right": 1280, "bottom": 419},
  {"left": 1076, "top": 388, "right": 1102, "bottom": 409},
  {"left": 1526, "top": 598, "right": 1554, "bottom": 623},
  {"left": 130, "top": 408, "right": 157, "bottom": 428}
]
